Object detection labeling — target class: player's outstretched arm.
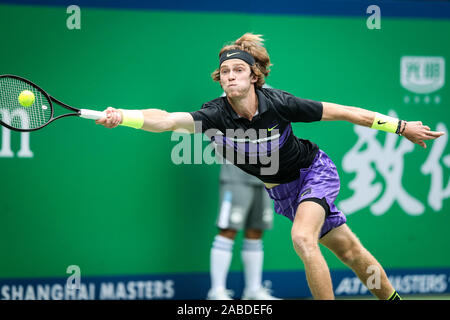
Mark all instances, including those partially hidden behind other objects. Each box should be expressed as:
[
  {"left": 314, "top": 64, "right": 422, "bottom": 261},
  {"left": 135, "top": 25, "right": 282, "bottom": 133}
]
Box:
[
  {"left": 321, "top": 101, "right": 445, "bottom": 148},
  {"left": 96, "top": 107, "right": 195, "bottom": 133}
]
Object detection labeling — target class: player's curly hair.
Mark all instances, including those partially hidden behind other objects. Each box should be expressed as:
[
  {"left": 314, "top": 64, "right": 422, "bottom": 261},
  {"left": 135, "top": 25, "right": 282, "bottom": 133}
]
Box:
[{"left": 212, "top": 33, "right": 272, "bottom": 88}]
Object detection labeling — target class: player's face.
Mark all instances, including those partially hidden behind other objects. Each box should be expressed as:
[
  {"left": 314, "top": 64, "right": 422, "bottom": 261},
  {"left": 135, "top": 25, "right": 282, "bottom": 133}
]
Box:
[{"left": 219, "top": 59, "right": 256, "bottom": 98}]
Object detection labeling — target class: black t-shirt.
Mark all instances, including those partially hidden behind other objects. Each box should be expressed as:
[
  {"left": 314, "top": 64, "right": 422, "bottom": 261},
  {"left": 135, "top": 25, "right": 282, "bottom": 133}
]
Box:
[{"left": 189, "top": 87, "right": 323, "bottom": 184}]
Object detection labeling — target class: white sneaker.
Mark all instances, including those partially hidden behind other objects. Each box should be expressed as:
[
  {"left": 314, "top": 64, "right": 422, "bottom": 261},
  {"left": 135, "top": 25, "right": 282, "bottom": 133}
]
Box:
[
  {"left": 207, "top": 288, "right": 234, "bottom": 300},
  {"left": 242, "top": 287, "right": 281, "bottom": 300}
]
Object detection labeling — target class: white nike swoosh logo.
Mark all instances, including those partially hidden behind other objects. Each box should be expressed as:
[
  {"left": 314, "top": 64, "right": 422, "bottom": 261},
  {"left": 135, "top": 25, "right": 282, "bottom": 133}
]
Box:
[{"left": 226, "top": 52, "right": 240, "bottom": 57}]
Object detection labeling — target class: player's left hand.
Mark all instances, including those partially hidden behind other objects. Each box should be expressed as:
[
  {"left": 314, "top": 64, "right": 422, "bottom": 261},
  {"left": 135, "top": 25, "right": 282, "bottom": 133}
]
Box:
[{"left": 402, "top": 121, "right": 445, "bottom": 148}]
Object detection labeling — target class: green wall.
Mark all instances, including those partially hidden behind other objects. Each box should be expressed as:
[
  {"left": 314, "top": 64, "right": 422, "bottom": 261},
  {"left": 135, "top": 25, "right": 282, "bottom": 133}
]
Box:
[{"left": 1, "top": 4, "right": 449, "bottom": 279}]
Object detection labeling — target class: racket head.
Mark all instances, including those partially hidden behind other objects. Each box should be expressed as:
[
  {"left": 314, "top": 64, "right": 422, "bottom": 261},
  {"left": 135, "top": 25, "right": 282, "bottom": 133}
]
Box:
[{"left": 0, "top": 74, "right": 54, "bottom": 132}]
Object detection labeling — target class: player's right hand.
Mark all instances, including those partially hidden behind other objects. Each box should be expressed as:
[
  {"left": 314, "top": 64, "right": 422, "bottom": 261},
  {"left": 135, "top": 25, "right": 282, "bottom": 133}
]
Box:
[{"left": 96, "top": 107, "right": 122, "bottom": 128}]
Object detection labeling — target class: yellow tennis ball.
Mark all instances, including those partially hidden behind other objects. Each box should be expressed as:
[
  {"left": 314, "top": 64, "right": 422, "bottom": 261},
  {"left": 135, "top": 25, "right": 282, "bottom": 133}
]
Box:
[{"left": 18, "top": 90, "right": 35, "bottom": 107}]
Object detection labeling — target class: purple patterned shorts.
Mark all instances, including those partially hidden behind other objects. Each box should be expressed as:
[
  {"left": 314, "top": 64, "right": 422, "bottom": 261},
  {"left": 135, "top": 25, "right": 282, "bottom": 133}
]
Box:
[{"left": 265, "top": 149, "right": 346, "bottom": 238}]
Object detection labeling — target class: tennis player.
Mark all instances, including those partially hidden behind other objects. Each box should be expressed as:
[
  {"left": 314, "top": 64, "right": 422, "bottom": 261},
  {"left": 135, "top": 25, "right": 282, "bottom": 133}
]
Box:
[
  {"left": 96, "top": 33, "right": 444, "bottom": 300},
  {"left": 208, "top": 163, "right": 278, "bottom": 300}
]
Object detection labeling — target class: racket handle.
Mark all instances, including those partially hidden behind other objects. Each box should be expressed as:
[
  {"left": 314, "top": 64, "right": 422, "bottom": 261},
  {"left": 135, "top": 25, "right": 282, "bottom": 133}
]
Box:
[{"left": 79, "top": 109, "right": 106, "bottom": 120}]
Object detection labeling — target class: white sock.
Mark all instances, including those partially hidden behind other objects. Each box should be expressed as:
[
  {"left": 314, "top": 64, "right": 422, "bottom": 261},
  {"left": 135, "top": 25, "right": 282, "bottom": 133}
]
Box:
[
  {"left": 210, "top": 235, "right": 234, "bottom": 291},
  {"left": 241, "top": 238, "right": 264, "bottom": 292}
]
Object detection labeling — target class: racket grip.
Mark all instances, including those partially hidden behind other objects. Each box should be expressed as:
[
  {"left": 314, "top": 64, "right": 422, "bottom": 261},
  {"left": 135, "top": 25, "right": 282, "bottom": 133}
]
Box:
[{"left": 79, "top": 109, "right": 106, "bottom": 120}]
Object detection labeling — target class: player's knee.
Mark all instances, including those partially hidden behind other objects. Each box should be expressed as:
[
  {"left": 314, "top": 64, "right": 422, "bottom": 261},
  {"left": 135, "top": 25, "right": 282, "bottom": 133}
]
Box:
[
  {"left": 338, "top": 242, "right": 365, "bottom": 266},
  {"left": 219, "top": 228, "right": 238, "bottom": 240},
  {"left": 245, "top": 229, "right": 263, "bottom": 239},
  {"left": 291, "top": 231, "right": 318, "bottom": 259}
]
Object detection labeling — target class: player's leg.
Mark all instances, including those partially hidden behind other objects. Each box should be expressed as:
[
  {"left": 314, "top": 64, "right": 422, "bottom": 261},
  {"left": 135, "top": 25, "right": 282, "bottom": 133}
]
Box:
[
  {"left": 208, "top": 182, "right": 253, "bottom": 300},
  {"left": 319, "top": 224, "right": 400, "bottom": 300},
  {"left": 241, "top": 186, "right": 279, "bottom": 300},
  {"left": 244, "top": 229, "right": 263, "bottom": 239},
  {"left": 264, "top": 150, "right": 346, "bottom": 299},
  {"left": 241, "top": 229, "right": 265, "bottom": 298},
  {"left": 218, "top": 228, "right": 238, "bottom": 239},
  {"left": 208, "top": 228, "right": 236, "bottom": 300},
  {"left": 291, "top": 200, "right": 335, "bottom": 299}
]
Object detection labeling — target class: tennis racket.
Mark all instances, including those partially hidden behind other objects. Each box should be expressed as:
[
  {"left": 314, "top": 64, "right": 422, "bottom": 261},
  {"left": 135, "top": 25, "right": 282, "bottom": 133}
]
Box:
[{"left": 0, "top": 74, "right": 107, "bottom": 132}]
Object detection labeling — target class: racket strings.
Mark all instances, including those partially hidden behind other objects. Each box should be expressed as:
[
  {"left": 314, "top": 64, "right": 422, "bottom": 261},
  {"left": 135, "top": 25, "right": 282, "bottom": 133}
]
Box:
[{"left": 0, "top": 77, "right": 52, "bottom": 130}]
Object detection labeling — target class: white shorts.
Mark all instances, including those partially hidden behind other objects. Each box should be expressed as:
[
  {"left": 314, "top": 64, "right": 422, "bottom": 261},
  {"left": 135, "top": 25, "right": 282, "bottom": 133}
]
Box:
[{"left": 216, "top": 182, "right": 274, "bottom": 230}]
